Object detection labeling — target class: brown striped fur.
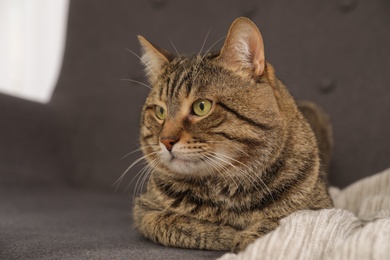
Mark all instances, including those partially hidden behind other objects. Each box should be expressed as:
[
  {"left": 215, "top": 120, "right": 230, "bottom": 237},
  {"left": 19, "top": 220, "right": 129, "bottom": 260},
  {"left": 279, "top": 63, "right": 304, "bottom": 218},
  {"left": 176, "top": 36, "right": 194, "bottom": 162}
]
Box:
[{"left": 133, "top": 17, "right": 333, "bottom": 253}]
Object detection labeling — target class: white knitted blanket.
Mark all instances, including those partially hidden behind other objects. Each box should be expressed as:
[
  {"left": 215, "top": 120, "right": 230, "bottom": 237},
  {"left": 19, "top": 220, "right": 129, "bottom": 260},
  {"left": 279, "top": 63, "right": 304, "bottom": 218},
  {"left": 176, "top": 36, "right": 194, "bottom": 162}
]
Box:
[{"left": 219, "top": 168, "right": 390, "bottom": 260}]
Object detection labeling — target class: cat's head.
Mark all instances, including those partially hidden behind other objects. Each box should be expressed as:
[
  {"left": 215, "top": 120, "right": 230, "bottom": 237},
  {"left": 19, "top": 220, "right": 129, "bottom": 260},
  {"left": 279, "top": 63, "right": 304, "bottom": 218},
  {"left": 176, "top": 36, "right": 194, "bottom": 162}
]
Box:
[{"left": 138, "top": 17, "right": 285, "bottom": 177}]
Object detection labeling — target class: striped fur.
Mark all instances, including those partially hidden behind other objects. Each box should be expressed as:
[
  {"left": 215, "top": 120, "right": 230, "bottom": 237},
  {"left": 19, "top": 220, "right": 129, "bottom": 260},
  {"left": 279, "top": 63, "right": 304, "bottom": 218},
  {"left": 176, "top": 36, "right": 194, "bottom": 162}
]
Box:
[{"left": 133, "top": 17, "right": 333, "bottom": 253}]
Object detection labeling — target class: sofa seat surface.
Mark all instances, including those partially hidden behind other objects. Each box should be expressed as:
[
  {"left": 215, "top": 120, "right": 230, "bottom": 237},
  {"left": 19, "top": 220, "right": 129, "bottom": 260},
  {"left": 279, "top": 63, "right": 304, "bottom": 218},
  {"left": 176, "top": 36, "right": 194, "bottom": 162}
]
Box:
[{"left": 0, "top": 182, "right": 223, "bottom": 260}]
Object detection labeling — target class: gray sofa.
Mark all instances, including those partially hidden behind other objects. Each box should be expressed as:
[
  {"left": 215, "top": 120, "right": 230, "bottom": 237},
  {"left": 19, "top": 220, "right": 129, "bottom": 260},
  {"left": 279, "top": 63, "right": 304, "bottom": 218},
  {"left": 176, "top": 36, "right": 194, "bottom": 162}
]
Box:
[{"left": 1, "top": 1, "right": 389, "bottom": 259}]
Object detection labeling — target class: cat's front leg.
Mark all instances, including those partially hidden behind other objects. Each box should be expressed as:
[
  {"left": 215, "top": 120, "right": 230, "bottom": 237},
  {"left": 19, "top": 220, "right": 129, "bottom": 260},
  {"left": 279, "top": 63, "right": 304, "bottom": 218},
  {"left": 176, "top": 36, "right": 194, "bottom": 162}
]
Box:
[
  {"left": 231, "top": 218, "right": 279, "bottom": 253},
  {"left": 135, "top": 208, "right": 238, "bottom": 251}
]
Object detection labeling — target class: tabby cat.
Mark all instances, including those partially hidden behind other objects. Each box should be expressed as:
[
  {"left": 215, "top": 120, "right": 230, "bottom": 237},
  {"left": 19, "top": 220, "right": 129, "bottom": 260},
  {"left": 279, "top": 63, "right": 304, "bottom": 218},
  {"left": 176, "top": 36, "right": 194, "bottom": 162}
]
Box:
[{"left": 133, "top": 17, "right": 333, "bottom": 253}]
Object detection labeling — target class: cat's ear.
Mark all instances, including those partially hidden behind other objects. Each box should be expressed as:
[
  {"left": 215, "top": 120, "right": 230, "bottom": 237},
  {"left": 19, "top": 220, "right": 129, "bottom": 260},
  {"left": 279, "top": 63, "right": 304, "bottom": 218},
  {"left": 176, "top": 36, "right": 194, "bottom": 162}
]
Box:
[
  {"left": 218, "top": 17, "right": 265, "bottom": 76},
  {"left": 138, "top": 35, "right": 174, "bottom": 83}
]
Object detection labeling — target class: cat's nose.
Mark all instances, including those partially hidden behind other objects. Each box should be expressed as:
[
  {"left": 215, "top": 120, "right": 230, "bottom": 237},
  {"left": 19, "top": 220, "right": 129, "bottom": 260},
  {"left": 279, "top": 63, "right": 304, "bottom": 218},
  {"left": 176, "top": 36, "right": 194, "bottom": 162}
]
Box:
[{"left": 160, "top": 136, "right": 179, "bottom": 152}]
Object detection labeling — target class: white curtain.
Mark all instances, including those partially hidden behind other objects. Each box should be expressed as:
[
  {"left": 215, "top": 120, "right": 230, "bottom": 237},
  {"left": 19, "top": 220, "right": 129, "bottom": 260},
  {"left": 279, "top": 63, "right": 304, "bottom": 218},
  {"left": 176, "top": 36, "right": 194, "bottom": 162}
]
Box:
[{"left": 0, "top": 0, "right": 69, "bottom": 103}]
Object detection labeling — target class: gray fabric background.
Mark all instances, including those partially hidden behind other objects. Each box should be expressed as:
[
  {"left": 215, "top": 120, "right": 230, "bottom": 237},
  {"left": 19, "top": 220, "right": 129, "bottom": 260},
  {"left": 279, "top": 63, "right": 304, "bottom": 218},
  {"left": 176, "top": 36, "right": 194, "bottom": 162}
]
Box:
[{"left": 1, "top": 0, "right": 389, "bottom": 259}]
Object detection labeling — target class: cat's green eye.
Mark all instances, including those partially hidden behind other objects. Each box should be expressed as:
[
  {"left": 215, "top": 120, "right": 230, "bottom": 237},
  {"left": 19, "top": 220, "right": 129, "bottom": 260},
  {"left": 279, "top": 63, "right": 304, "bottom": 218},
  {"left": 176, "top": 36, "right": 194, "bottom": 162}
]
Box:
[
  {"left": 192, "top": 99, "right": 212, "bottom": 117},
  {"left": 155, "top": 105, "right": 166, "bottom": 120}
]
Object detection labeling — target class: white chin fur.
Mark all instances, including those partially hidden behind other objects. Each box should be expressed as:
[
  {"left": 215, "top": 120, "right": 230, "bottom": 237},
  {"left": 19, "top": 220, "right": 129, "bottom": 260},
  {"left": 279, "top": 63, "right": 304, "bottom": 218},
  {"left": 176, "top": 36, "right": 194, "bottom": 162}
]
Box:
[
  {"left": 167, "top": 158, "right": 205, "bottom": 175},
  {"left": 159, "top": 143, "right": 208, "bottom": 175}
]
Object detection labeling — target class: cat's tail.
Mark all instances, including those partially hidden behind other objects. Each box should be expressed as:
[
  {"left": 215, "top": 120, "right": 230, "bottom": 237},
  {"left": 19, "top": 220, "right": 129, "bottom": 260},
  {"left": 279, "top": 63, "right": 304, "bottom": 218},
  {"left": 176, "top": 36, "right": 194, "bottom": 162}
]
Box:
[{"left": 297, "top": 101, "right": 333, "bottom": 174}]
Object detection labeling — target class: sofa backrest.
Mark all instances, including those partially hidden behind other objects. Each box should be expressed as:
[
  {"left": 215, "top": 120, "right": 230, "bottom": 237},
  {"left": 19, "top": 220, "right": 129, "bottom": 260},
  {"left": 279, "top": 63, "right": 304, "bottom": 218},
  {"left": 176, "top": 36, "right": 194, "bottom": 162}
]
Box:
[{"left": 2, "top": 0, "right": 389, "bottom": 191}]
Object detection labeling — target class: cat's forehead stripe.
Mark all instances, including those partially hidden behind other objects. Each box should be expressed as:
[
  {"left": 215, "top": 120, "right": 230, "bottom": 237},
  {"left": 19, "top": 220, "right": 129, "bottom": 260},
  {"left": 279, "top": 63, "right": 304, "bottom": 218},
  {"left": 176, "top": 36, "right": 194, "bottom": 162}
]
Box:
[
  {"left": 167, "top": 68, "right": 184, "bottom": 99},
  {"left": 159, "top": 77, "right": 168, "bottom": 100},
  {"left": 169, "top": 68, "right": 190, "bottom": 99},
  {"left": 164, "top": 59, "right": 198, "bottom": 100}
]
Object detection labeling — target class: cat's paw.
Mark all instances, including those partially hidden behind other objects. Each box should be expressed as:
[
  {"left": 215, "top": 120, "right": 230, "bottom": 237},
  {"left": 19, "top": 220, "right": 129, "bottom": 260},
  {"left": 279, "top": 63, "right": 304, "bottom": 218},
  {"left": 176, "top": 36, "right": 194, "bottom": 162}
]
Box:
[{"left": 231, "top": 230, "right": 259, "bottom": 253}]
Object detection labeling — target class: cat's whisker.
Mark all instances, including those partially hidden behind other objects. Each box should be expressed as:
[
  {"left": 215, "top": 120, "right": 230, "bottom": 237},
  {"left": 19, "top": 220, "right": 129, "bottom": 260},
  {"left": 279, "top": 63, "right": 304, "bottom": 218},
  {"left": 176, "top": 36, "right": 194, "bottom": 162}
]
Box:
[
  {"left": 204, "top": 156, "right": 238, "bottom": 191},
  {"left": 212, "top": 151, "right": 274, "bottom": 201},
  {"left": 139, "top": 160, "right": 158, "bottom": 196},
  {"left": 201, "top": 35, "right": 226, "bottom": 60},
  {"left": 121, "top": 78, "right": 152, "bottom": 90},
  {"left": 133, "top": 160, "right": 154, "bottom": 196},
  {"left": 120, "top": 144, "right": 158, "bottom": 160},
  {"left": 191, "top": 27, "right": 214, "bottom": 83},
  {"left": 208, "top": 151, "right": 262, "bottom": 196},
  {"left": 197, "top": 27, "right": 212, "bottom": 57},
  {"left": 203, "top": 156, "right": 234, "bottom": 189},
  {"left": 205, "top": 140, "right": 250, "bottom": 157},
  {"left": 127, "top": 161, "right": 150, "bottom": 194},
  {"left": 204, "top": 152, "right": 240, "bottom": 190},
  {"left": 133, "top": 165, "right": 150, "bottom": 200},
  {"left": 113, "top": 151, "right": 158, "bottom": 191},
  {"left": 120, "top": 147, "right": 144, "bottom": 160},
  {"left": 168, "top": 37, "right": 181, "bottom": 58},
  {"left": 203, "top": 153, "right": 227, "bottom": 175},
  {"left": 126, "top": 158, "right": 153, "bottom": 189},
  {"left": 192, "top": 63, "right": 206, "bottom": 82},
  {"left": 216, "top": 159, "right": 251, "bottom": 194},
  {"left": 191, "top": 55, "right": 202, "bottom": 83},
  {"left": 120, "top": 144, "right": 159, "bottom": 160},
  {"left": 132, "top": 158, "right": 159, "bottom": 201},
  {"left": 138, "top": 159, "right": 159, "bottom": 198},
  {"left": 192, "top": 35, "right": 226, "bottom": 83}
]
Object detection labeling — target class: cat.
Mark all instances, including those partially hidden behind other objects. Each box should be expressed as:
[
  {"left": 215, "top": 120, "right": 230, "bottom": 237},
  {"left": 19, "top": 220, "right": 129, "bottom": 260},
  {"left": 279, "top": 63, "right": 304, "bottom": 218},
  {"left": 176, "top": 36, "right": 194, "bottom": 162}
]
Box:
[{"left": 132, "top": 17, "right": 333, "bottom": 253}]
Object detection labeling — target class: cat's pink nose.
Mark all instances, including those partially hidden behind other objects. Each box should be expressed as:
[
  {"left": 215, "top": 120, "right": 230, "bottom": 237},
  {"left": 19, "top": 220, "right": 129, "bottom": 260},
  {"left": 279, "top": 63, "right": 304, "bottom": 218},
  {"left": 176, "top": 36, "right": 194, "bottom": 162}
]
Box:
[{"left": 161, "top": 136, "right": 179, "bottom": 152}]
